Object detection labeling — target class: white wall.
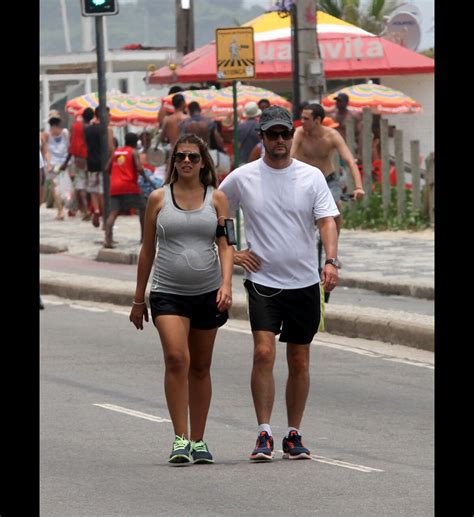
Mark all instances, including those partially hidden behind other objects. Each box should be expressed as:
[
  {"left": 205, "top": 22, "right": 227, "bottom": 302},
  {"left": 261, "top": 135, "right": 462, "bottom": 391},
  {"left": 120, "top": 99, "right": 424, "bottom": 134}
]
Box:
[{"left": 382, "top": 74, "right": 434, "bottom": 163}]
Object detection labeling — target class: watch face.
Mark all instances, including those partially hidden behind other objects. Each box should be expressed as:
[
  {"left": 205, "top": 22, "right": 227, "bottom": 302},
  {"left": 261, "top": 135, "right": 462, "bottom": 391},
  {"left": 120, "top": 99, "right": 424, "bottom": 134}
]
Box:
[{"left": 325, "top": 259, "right": 340, "bottom": 268}]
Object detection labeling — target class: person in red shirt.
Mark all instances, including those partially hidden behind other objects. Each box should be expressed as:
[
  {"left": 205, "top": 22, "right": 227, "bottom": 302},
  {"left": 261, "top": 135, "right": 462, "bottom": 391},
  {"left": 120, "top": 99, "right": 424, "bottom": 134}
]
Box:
[
  {"left": 104, "top": 132, "right": 147, "bottom": 248},
  {"left": 61, "top": 107, "right": 94, "bottom": 219}
]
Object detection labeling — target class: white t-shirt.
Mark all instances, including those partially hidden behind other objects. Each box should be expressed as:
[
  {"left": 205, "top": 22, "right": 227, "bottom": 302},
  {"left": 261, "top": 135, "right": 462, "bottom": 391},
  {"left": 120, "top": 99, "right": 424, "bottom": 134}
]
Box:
[{"left": 219, "top": 157, "right": 339, "bottom": 289}]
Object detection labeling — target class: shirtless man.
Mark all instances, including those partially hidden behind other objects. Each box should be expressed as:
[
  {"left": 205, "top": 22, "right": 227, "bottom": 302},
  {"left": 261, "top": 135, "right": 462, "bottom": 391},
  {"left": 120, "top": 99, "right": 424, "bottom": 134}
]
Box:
[
  {"left": 160, "top": 93, "right": 188, "bottom": 148},
  {"left": 290, "top": 103, "right": 364, "bottom": 234}
]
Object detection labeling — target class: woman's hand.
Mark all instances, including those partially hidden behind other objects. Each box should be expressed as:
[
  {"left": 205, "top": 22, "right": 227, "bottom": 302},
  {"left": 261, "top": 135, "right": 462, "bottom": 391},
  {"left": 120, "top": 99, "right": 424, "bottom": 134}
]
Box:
[
  {"left": 129, "top": 303, "right": 149, "bottom": 330},
  {"left": 216, "top": 284, "right": 232, "bottom": 313}
]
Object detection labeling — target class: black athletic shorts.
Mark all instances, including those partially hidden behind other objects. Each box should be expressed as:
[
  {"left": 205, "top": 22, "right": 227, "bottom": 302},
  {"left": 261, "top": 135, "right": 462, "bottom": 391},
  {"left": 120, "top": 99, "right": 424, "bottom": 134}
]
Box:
[
  {"left": 149, "top": 289, "right": 228, "bottom": 330},
  {"left": 110, "top": 193, "right": 145, "bottom": 213},
  {"left": 244, "top": 280, "right": 321, "bottom": 344}
]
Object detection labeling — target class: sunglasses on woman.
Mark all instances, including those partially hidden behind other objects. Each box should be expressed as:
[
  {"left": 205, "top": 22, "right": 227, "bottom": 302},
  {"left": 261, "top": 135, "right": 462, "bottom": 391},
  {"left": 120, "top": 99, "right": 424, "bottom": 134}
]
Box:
[
  {"left": 262, "top": 129, "right": 294, "bottom": 141},
  {"left": 175, "top": 151, "right": 202, "bottom": 164}
]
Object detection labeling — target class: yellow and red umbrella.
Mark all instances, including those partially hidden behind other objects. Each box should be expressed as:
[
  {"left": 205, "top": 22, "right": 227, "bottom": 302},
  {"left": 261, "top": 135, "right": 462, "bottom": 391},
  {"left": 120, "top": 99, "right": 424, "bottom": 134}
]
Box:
[
  {"left": 322, "top": 82, "right": 422, "bottom": 114},
  {"left": 65, "top": 92, "right": 161, "bottom": 126},
  {"left": 161, "top": 84, "right": 291, "bottom": 128}
]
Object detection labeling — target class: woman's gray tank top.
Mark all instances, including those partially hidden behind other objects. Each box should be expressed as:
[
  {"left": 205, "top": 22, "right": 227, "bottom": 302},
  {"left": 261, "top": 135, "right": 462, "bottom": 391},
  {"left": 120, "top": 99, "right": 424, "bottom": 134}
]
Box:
[{"left": 151, "top": 184, "right": 222, "bottom": 295}]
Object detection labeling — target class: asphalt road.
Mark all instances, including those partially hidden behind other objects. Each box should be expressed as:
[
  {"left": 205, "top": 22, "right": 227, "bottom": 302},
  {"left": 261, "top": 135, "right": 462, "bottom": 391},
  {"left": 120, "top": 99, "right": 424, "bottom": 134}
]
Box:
[
  {"left": 40, "top": 297, "right": 434, "bottom": 517},
  {"left": 40, "top": 253, "right": 434, "bottom": 316}
]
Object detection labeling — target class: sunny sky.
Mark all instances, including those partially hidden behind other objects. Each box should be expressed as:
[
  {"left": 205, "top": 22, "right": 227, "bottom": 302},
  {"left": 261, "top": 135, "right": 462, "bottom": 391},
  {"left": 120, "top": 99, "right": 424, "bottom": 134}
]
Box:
[{"left": 243, "top": 0, "right": 434, "bottom": 50}]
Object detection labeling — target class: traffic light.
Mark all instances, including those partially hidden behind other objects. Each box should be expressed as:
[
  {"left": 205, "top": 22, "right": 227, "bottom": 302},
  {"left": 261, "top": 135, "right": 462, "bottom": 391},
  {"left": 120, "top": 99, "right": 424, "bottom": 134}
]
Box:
[{"left": 81, "top": 0, "right": 119, "bottom": 16}]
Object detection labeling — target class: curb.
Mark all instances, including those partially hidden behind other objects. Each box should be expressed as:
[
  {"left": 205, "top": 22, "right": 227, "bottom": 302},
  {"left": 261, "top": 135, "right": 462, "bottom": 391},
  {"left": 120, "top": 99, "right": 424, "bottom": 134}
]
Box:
[
  {"left": 40, "top": 272, "right": 433, "bottom": 352},
  {"left": 40, "top": 243, "right": 69, "bottom": 254},
  {"left": 81, "top": 248, "right": 434, "bottom": 301},
  {"left": 338, "top": 274, "right": 434, "bottom": 300}
]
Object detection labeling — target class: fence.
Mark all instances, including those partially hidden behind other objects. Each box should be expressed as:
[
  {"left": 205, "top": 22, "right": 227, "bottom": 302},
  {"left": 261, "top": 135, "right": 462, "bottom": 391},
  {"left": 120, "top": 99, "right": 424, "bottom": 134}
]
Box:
[{"left": 338, "top": 108, "right": 434, "bottom": 226}]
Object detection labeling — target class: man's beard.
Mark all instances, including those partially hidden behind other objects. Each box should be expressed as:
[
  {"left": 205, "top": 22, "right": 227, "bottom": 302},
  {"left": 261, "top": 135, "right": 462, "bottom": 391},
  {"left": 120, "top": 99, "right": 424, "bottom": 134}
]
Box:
[{"left": 263, "top": 142, "right": 290, "bottom": 161}]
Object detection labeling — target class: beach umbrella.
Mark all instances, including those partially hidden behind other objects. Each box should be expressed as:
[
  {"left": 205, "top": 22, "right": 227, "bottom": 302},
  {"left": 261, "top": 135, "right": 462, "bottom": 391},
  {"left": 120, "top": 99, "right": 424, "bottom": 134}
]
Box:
[
  {"left": 161, "top": 84, "right": 291, "bottom": 128},
  {"left": 65, "top": 92, "right": 161, "bottom": 126},
  {"left": 321, "top": 82, "right": 422, "bottom": 114}
]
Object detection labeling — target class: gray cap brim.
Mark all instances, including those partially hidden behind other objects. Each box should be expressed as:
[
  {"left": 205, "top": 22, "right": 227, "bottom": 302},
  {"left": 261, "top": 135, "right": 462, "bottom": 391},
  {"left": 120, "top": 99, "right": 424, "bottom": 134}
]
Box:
[{"left": 259, "top": 119, "right": 293, "bottom": 131}]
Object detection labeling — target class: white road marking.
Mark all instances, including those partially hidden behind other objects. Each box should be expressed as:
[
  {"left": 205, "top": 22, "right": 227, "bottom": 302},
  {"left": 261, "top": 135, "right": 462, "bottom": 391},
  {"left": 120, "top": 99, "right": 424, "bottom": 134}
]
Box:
[
  {"left": 382, "top": 357, "right": 434, "bottom": 370},
  {"left": 69, "top": 304, "right": 106, "bottom": 312},
  {"left": 93, "top": 403, "right": 171, "bottom": 423},
  {"left": 309, "top": 454, "right": 384, "bottom": 472},
  {"left": 43, "top": 299, "right": 433, "bottom": 369},
  {"left": 222, "top": 324, "right": 433, "bottom": 369},
  {"left": 277, "top": 450, "right": 384, "bottom": 472}
]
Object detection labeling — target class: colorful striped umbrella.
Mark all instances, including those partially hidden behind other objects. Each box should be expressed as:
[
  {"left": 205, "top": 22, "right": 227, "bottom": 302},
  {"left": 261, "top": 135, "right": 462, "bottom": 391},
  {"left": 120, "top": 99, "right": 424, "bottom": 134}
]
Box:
[
  {"left": 162, "top": 84, "right": 291, "bottom": 128},
  {"left": 321, "top": 83, "right": 422, "bottom": 114},
  {"left": 65, "top": 92, "right": 161, "bottom": 127}
]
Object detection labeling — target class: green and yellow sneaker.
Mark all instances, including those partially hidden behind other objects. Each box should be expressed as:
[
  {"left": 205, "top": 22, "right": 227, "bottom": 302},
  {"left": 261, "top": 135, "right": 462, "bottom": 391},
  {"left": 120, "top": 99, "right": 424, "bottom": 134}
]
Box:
[
  {"left": 168, "top": 435, "right": 192, "bottom": 465},
  {"left": 191, "top": 440, "right": 214, "bottom": 464}
]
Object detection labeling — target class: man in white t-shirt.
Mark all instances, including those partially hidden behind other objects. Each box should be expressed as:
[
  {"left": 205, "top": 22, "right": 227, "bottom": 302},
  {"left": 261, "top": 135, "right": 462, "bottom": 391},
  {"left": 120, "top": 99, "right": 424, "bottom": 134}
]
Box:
[{"left": 219, "top": 106, "right": 339, "bottom": 462}]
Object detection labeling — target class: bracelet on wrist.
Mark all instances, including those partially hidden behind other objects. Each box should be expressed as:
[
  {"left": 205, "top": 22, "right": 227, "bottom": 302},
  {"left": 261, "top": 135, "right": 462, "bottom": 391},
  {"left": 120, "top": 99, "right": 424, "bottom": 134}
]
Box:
[{"left": 132, "top": 300, "right": 146, "bottom": 305}]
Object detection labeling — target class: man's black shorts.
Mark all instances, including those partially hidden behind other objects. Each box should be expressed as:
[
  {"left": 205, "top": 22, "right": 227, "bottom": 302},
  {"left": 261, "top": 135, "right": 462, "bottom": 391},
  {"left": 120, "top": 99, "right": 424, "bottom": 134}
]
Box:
[
  {"left": 149, "top": 289, "right": 228, "bottom": 330},
  {"left": 110, "top": 193, "right": 145, "bottom": 213},
  {"left": 244, "top": 280, "right": 321, "bottom": 344}
]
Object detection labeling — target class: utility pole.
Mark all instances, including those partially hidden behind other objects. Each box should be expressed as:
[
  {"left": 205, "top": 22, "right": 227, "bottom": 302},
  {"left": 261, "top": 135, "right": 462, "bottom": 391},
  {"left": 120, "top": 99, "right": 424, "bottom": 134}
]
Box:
[
  {"left": 295, "top": 0, "right": 325, "bottom": 102},
  {"left": 60, "top": 0, "right": 72, "bottom": 52},
  {"left": 176, "top": 0, "right": 195, "bottom": 62},
  {"left": 270, "top": 0, "right": 326, "bottom": 117},
  {"left": 81, "top": 0, "right": 120, "bottom": 222}
]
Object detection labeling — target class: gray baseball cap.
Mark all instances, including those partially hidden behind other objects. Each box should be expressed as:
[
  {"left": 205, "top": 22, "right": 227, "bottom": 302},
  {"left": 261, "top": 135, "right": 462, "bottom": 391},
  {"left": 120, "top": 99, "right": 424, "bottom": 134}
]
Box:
[{"left": 258, "top": 105, "right": 293, "bottom": 131}]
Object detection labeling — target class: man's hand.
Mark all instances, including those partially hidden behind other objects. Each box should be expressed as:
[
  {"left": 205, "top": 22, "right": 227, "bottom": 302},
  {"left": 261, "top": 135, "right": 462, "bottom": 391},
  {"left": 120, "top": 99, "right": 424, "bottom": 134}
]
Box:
[
  {"left": 352, "top": 187, "right": 365, "bottom": 201},
  {"left": 234, "top": 249, "right": 261, "bottom": 272},
  {"left": 321, "top": 264, "right": 338, "bottom": 293}
]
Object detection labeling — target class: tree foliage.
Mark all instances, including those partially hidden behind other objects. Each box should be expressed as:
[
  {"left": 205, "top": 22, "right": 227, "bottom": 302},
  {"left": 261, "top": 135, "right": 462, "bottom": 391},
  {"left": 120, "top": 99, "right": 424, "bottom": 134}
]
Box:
[{"left": 318, "top": 0, "right": 403, "bottom": 35}]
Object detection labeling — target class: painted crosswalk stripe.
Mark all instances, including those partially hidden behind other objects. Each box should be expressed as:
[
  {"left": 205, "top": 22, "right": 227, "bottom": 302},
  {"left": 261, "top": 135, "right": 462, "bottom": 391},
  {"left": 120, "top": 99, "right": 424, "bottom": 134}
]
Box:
[{"left": 94, "top": 403, "right": 171, "bottom": 423}]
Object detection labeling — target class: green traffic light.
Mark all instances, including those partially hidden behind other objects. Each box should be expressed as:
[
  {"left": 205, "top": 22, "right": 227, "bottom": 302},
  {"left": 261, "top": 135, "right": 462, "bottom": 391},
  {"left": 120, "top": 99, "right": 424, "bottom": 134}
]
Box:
[{"left": 92, "top": 0, "right": 106, "bottom": 5}]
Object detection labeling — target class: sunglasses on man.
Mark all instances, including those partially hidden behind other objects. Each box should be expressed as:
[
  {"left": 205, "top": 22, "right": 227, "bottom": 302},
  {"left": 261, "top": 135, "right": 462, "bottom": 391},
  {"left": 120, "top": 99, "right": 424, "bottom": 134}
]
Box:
[
  {"left": 174, "top": 151, "right": 202, "bottom": 164},
  {"left": 262, "top": 129, "right": 294, "bottom": 141}
]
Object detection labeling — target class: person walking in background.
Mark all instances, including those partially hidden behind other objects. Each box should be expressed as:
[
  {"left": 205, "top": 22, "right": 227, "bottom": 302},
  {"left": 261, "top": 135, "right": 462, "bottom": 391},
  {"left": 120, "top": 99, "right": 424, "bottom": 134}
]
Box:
[
  {"left": 332, "top": 92, "right": 362, "bottom": 161},
  {"left": 291, "top": 103, "right": 364, "bottom": 236},
  {"left": 158, "top": 85, "right": 183, "bottom": 129},
  {"left": 60, "top": 107, "right": 94, "bottom": 220},
  {"left": 237, "top": 101, "right": 261, "bottom": 165},
  {"left": 160, "top": 93, "right": 188, "bottom": 148},
  {"left": 179, "top": 101, "right": 225, "bottom": 151},
  {"left": 257, "top": 98, "right": 271, "bottom": 112},
  {"left": 129, "top": 134, "right": 233, "bottom": 465},
  {"left": 84, "top": 107, "right": 114, "bottom": 229},
  {"left": 40, "top": 149, "right": 46, "bottom": 311},
  {"left": 103, "top": 132, "right": 147, "bottom": 249},
  {"left": 137, "top": 130, "right": 164, "bottom": 202},
  {"left": 41, "top": 111, "right": 70, "bottom": 221},
  {"left": 219, "top": 106, "right": 340, "bottom": 462}
]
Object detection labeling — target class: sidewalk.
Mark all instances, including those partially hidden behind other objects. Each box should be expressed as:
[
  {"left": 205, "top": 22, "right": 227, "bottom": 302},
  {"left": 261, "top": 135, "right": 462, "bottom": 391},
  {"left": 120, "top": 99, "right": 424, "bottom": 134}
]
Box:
[{"left": 40, "top": 206, "right": 434, "bottom": 351}]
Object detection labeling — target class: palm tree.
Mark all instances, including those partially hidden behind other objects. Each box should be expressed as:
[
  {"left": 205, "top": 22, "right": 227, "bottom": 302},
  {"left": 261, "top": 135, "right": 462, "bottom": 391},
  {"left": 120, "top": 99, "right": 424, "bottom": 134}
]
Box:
[{"left": 318, "top": 0, "right": 404, "bottom": 35}]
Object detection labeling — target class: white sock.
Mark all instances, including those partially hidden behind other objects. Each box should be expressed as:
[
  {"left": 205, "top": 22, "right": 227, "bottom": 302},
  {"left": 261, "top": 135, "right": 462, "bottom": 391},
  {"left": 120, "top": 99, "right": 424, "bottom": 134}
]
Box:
[
  {"left": 258, "top": 423, "right": 272, "bottom": 436},
  {"left": 286, "top": 427, "right": 299, "bottom": 438}
]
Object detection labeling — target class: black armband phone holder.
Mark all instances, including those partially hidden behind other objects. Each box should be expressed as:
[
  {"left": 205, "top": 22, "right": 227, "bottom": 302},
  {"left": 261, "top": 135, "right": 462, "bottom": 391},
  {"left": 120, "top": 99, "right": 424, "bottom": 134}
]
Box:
[{"left": 216, "top": 219, "right": 237, "bottom": 245}]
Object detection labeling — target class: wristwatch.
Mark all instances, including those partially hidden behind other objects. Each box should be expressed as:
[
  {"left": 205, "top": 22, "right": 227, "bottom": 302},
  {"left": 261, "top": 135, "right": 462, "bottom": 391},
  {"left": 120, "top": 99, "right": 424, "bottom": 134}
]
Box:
[{"left": 324, "top": 258, "right": 341, "bottom": 269}]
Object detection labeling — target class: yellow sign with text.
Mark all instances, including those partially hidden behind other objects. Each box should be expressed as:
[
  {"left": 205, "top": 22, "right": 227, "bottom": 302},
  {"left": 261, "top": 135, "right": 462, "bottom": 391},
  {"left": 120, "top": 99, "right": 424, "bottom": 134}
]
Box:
[{"left": 216, "top": 27, "right": 255, "bottom": 80}]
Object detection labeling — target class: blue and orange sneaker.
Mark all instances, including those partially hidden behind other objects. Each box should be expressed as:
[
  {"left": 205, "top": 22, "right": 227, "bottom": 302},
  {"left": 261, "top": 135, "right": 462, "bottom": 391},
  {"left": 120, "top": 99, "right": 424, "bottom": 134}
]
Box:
[
  {"left": 249, "top": 431, "right": 274, "bottom": 462},
  {"left": 282, "top": 430, "right": 311, "bottom": 460}
]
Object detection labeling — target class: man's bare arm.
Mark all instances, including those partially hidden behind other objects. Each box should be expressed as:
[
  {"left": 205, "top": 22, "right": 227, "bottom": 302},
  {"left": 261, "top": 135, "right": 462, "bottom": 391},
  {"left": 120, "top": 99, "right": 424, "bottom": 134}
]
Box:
[
  {"left": 290, "top": 128, "right": 303, "bottom": 158},
  {"left": 333, "top": 131, "right": 365, "bottom": 199}
]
